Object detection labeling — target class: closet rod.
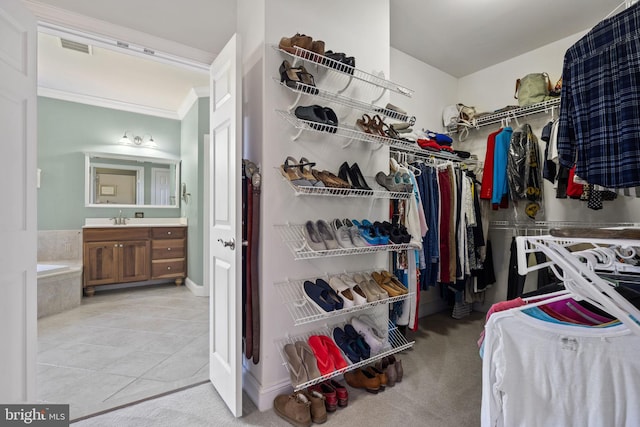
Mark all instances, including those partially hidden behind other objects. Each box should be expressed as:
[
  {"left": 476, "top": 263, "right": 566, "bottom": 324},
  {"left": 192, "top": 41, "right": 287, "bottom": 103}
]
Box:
[
  {"left": 489, "top": 220, "right": 640, "bottom": 231},
  {"left": 389, "top": 147, "right": 482, "bottom": 167}
]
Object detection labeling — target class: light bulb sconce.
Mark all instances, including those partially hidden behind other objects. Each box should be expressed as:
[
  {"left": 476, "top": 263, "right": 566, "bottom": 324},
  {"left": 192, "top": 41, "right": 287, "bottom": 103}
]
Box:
[
  {"left": 181, "top": 182, "right": 191, "bottom": 204},
  {"left": 118, "top": 131, "right": 158, "bottom": 148}
]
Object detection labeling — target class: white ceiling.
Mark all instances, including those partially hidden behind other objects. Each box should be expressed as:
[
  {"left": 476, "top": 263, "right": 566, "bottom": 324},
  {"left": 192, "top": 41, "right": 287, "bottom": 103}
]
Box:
[{"left": 31, "top": 0, "right": 627, "bottom": 114}]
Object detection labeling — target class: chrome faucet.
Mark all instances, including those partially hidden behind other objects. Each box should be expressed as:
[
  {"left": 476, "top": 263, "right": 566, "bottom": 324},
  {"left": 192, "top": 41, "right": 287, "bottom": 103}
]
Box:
[{"left": 111, "top": 210, "right": 129, "bottom": 225}]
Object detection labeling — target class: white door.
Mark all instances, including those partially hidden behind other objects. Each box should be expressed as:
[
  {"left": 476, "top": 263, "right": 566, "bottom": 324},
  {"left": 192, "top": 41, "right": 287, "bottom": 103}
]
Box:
[
  {"left": 0, "top": 0, "right": 37, "bottom": 403},
  {"left": 207, "top": 34, "right": 242, "bottom": 417},
  {"left": 151, "top": 168, "right": 170, "bottom": 205}
]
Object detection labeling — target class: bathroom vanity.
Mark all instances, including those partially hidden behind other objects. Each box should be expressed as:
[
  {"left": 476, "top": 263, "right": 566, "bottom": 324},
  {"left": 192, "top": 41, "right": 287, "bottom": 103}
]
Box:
[{"left": 82, "top": 219, "right": 187, "bottom": 296}]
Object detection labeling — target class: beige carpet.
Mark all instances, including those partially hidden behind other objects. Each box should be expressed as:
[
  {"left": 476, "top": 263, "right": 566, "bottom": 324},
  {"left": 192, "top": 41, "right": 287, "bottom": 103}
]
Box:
[{"left": 73, "top": 311, "right": 485, "bottom": 427}]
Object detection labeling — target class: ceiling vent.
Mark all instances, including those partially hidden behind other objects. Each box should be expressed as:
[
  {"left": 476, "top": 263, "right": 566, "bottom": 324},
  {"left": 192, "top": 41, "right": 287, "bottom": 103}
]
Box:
[{"left": 59, "top": 38, "right": 92, "bottom": 55}]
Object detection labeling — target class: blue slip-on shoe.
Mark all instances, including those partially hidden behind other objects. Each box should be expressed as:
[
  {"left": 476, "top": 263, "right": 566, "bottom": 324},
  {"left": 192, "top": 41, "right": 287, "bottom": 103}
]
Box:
[
  {"left": 344, "top": 324, "right": 371, "bottom": 360},
  {"left": 332, "top": 327, "right": 361, "bottom": 363},
  {"left": 315, "top": 279, "right": 343, "bottom": 311},
  {"left": 303, "top": 280, "right": 336, "bottom": 313}
]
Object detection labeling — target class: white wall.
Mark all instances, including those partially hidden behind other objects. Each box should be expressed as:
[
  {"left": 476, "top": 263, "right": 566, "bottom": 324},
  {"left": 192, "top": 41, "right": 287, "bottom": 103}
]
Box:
[
  {"left": 453, "top": 30, "right": 640, "bottom": 310},
  {"left": 242, "top": 0, "right": 393, "bottom": 411}
]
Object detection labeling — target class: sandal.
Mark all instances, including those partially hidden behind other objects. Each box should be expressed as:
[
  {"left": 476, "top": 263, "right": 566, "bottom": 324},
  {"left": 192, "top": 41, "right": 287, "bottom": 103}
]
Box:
[
  {"left": 312, "top": 169, "right": 351, "bottom": 189},
  {"left": 280, "top": 156, "right": 312, "bottom": 187},
  {"left": 279, "top": 60, "right": 302, "bottom": 90},
  {"left": 356, "top": 114, "right": 374, "bottom": 134},
  {"left": 296, "top": 65, "right": 319, "bottom": 95},
  {"left": 298, "top": 157, "right": 325, "bottom": 187}
]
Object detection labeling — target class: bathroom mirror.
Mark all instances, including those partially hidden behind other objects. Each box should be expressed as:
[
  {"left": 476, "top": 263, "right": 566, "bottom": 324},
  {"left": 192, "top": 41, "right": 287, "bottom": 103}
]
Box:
[{"left": 85, "top": 153, "right": 180, "bottom": 208}]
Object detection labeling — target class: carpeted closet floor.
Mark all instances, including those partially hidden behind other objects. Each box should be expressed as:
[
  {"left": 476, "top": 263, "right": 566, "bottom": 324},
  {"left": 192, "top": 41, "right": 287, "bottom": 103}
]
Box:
[{"left": 73, "top": 311, "right": 485, "bottom": 427}]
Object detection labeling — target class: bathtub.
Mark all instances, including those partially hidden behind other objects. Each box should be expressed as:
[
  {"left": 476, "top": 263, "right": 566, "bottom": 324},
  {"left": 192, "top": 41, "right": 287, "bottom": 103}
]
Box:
[{"left": 37, "top": 262, "right": 83, "bottom": 318}]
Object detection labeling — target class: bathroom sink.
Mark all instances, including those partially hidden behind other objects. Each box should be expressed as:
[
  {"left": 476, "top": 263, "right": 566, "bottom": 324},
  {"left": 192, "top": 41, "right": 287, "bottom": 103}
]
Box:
[{"left": 83, "top": 218, "right": 187, "bottom": 228}]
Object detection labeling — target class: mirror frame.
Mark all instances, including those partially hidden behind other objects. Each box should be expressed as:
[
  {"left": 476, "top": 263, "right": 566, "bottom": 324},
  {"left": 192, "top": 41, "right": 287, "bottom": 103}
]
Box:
[{"left": 85, "top": 152, "right": 181, "bottom": 209}]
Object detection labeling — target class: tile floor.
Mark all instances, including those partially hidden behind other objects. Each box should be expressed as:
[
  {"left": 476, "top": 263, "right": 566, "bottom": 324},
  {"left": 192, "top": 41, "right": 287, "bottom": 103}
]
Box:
[{"left": 37, "top": 283, "right": 209, "bottom": 420}]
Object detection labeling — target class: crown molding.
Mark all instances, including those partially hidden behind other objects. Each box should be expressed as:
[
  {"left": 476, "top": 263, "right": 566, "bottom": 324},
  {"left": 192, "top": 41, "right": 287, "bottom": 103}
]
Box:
[
  {"left": 38, "top": 87, "right": 180, "bottom": 120},
  {"left": 24, "top": 0, "right": 214, "bottom": 70},
  {"left": 177, "top": 86, "right": 210, "bottom": 120}
]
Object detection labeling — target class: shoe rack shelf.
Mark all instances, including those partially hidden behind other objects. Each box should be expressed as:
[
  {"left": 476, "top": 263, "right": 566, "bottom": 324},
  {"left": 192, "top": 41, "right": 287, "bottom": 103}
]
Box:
[
  {"left": 277, "top": 109, "right": 469, "bottom": 164},
  {"left": 274, "top": 78, "right": 411, "bottom": 123},
  {"left": 276, "top": 319, "right": 414, "bottom": 391},
  {"left": 275, "top": 223, "right": 415, "bottom": 260},
  {"left": 277, "top": 169, "right": 413, "bottom": 200},
  {"left": 274, "top": 274, "right": 413, "bottom": 326},
  {"left": 272, "top": 44, "right": 413, "bottom": 98}
]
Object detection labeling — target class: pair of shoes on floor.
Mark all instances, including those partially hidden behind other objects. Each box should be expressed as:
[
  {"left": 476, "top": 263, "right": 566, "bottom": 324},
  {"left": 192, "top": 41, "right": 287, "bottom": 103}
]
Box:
[
  {"left": 371, "top": 270, "right": 409, "bottom": 297},
  {"left": 323, "top": 50, "right": 355, "bottom": 74},
  {"left": 308, "top": 379, "right": 348, "bottom": 412},
  {"left": 303, "top": 220, "right": 339, "bottom": 252},
  {"left": 295, "top": 105, "right": 338, "bottom": 133},
  {"left": 303, "top": 278, "right": 343, "bottom": 313},
  {"left": 349, "top": 313, "right": 387, "bottom": 354},
  {"left": 333, "top": 323, "right": 371, "bottom": 363},
  {"left": 279, "top": 33, "right": 325, "bottom": 59},
  {"left": 338, "top": 161, "right": 372, "bottom": 192},
  {"left": 328, "top": 275, "right": 368, "bottom": 308},
  {"left": 274, "top": 388, "right": 326, "bottom": 427},
  {"left": 374, "top": 354, "right": 403, "bottom": 387},
  {"left": 284, "top": 341, "right": 322, "bottom": 387},
  {"left": 280, "top": 156, "right": 326, "bottom": 188},
  {"left": 308, "top": 334, "right": 347, "bottom": 376},
  {"left": 375, "top": 171, "right": 413, "bottom": 193},
  {"left": 343, "top": 367, "right": 382, "bottom": 394},
  {"left": 279, "top": 60, "right": 319, "bottom": 95}
]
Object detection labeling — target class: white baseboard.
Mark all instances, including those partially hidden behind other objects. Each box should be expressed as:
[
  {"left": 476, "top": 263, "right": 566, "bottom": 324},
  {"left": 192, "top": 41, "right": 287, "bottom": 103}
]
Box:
[
  {"left": 185, "top": 277, "right": 209, "bottom": 297},
  {"left": 242, "top": 366, "right": 291, "bottom": 412}
]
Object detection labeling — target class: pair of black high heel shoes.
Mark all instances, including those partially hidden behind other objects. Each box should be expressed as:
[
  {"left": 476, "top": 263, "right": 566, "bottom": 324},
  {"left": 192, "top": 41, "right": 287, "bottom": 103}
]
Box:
[
  {"left": 338, "top": 162, "right": 372, "bottom": 192},
  {"left": 279, "top": 60, "right": 319, "bottom": 95}
]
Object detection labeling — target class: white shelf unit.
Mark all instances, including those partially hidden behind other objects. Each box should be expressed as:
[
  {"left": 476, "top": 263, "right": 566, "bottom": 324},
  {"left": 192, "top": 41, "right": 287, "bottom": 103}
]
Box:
[
  {"left": 447, "top": 98, "right": 561, "bottom": 133},
  {"left": 273, "top": 44, "right": 413, "bottom": 98},
  {"left": 277, "top": 168, "right": 413, "bottom": 200},
  {"left": 275, "top": 223, "right": 416, "bottom": 260},
  {"left": 275, "top": 78, "right": 412, "bottom": 123},
  {"left": 276, "top": 319, "right": 414, "bottom": 391},
  {"left": 274, "top": 272, "right": 413, "bottom": 326}
]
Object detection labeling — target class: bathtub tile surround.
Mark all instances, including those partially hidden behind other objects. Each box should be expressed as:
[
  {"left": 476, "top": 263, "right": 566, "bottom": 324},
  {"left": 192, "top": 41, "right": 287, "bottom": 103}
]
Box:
[
  {"left": 37, "top": 284, "right": 208, "bottom": 420},
  {"left": 38, "top": 230, "right": 84, "bottom": 318},
  {"left": 38, "top": 230, "right": 82, "bottom": 262}
]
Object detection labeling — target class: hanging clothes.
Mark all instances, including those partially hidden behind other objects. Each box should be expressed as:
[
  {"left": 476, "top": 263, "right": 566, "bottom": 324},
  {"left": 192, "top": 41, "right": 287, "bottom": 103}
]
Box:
[
  {"left": 557, "top": 2, "right": 640, "bottom": 188},
  {"left": 480, "top": 129, "right": 502, "bottom": 200},
  {"left": 491, "top": 127, "right": 513, "bottom": 209},
  {"left": 507, "top": 123, "right": 544, "bottom": 220}
]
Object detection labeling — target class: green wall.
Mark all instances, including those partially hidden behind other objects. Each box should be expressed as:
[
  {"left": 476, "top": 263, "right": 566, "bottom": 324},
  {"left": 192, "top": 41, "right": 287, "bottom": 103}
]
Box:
[
  {"left": 37, "top": 97, "right": 182, "bottom": 230},
  {"left": 180, "top": 97, "right": 209, "bottom": 286}
]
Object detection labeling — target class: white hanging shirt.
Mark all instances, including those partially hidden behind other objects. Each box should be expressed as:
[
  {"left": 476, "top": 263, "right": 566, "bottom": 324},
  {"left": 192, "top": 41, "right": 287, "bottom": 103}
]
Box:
[{"left": 482, "top": 309, "right": 640, "bottom": 427}]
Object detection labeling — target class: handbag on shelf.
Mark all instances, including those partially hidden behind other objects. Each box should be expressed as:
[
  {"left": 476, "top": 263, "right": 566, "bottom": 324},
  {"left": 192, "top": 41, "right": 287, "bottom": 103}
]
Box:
[{"left": 514, "top": 73, "right": 553, "bottom": 107}]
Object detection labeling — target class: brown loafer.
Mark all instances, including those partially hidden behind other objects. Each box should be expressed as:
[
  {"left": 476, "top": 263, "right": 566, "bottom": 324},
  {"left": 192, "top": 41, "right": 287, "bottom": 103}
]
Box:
[
  {"left": 366, "top": 366, "right": 388, "bottom": 390},
  {"left": 344, "top": 368, "right": 381, "bottom": 394}
]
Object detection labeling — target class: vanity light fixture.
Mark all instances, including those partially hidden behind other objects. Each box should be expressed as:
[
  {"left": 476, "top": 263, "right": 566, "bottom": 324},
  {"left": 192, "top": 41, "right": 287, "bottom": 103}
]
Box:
[{"left": 118, "top": 131, "right": 158, "bottom": 148}]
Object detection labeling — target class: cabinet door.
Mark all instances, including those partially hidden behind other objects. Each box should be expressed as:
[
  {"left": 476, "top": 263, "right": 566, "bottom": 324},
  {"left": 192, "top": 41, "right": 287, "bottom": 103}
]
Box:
[
  {"left": 84, "top": 242, "right": 119, "bottom": 286},
  {"left": 119, "top": 240, "right": 150, "bottom": 283}
]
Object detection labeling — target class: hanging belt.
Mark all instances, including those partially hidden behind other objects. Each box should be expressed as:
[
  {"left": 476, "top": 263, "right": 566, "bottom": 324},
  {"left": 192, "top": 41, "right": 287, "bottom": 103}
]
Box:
[
  {"left": 243, "top": 160, "right": 261, "bottom": 364},
  {"left": 243, "top": 162, "right": 253, "bottom": 359}
]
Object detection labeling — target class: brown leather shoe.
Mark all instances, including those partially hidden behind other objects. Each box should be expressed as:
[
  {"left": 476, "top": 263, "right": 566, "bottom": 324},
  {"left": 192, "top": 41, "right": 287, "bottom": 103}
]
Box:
[
  {"left": 274, "top": 393, "right": 312, "bottom": 427},
  {"left": 301, "top": 389, "right": 327, "bottom": 424},
  {"left": 376, "top": 357, "right": 397, "bottom": 387},
  {"left": 366, "top": 366, "right": 388, "bottom": 390},
  {"left": 344, "top": 368, "right": 381, "bottom": 394}
]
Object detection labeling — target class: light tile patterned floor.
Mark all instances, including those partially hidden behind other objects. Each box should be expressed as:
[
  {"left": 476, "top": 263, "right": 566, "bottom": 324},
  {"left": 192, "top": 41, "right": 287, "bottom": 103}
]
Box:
[{"left": 37, "top": 284, "right": 209, "bottom": 420}]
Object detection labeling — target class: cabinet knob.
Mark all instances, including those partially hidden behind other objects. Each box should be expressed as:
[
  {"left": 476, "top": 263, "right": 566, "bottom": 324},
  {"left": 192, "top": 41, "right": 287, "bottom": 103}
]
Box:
[
  {"left": 114, "top": 244, "right": 118, "bottom": 247},
  {"left": 167, "top": 266, "right": 171, "bottom": 270},
  {"left": 167, "top": 231, "right": 172, "bottom": 235},
  {"left": 120, "top": 244, "right": 123, "bottom": 248},
  {"left": 167, "top": 247, "right": 171, "bottom": 251}
]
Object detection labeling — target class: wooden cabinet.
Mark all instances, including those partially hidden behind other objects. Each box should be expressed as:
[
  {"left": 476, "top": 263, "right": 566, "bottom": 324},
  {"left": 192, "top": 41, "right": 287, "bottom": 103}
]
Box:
[{"left": 83, "top": 226, "right": 187, "bottom": 296}]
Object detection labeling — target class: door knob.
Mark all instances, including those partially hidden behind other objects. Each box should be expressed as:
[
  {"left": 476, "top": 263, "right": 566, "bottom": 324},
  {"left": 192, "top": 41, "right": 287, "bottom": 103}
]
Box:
[{"left": 217, "top": 238, "right": 235, "bottom": 250}]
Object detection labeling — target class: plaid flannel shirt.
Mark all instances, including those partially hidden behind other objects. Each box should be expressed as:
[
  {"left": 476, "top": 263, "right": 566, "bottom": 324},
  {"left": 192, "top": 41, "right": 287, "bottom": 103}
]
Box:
[{"left": 557, "top": 3, "right": 640, "bottom": 188}]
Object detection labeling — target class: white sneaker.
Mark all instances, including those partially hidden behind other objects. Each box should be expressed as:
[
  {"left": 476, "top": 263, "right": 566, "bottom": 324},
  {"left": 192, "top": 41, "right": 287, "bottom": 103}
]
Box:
[
  {"left": 343, "top": 219, "right": 367, "bottom": 247},
  {"left": 351, "top": 315, "right": 386, "bottom": 354},
  {"left": 330, "top": 219, "right": 355, "bottom": 249},
  {"left": 340, "top": 274, "right": 368, "bottom": 306},
  {"left": 329, "top": 276, "right": 354, "bottom": 308}
]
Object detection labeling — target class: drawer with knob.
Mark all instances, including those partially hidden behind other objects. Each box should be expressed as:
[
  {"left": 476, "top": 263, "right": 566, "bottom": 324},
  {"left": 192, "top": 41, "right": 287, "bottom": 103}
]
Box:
[
  {"left": 151, "top": 227, "right": 186, "bottom": 239},
  {"left": 152, "top": 239, "right": 185, "bottom": 260},
  {"left": 152, "top": 259, "right": 185, "bottom": 278}
]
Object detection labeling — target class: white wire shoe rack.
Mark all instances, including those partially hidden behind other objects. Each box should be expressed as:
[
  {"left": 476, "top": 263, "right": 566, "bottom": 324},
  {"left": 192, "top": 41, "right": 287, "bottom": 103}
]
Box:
[
  {"left": 275, "top": 223, "right": 415, "bottom": 260},
  {"left": 276, "top": 318, "right": 414, "bottom": 391},
  {"left": 274, "top": 272, "right": 413, "bottom": 326}
]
